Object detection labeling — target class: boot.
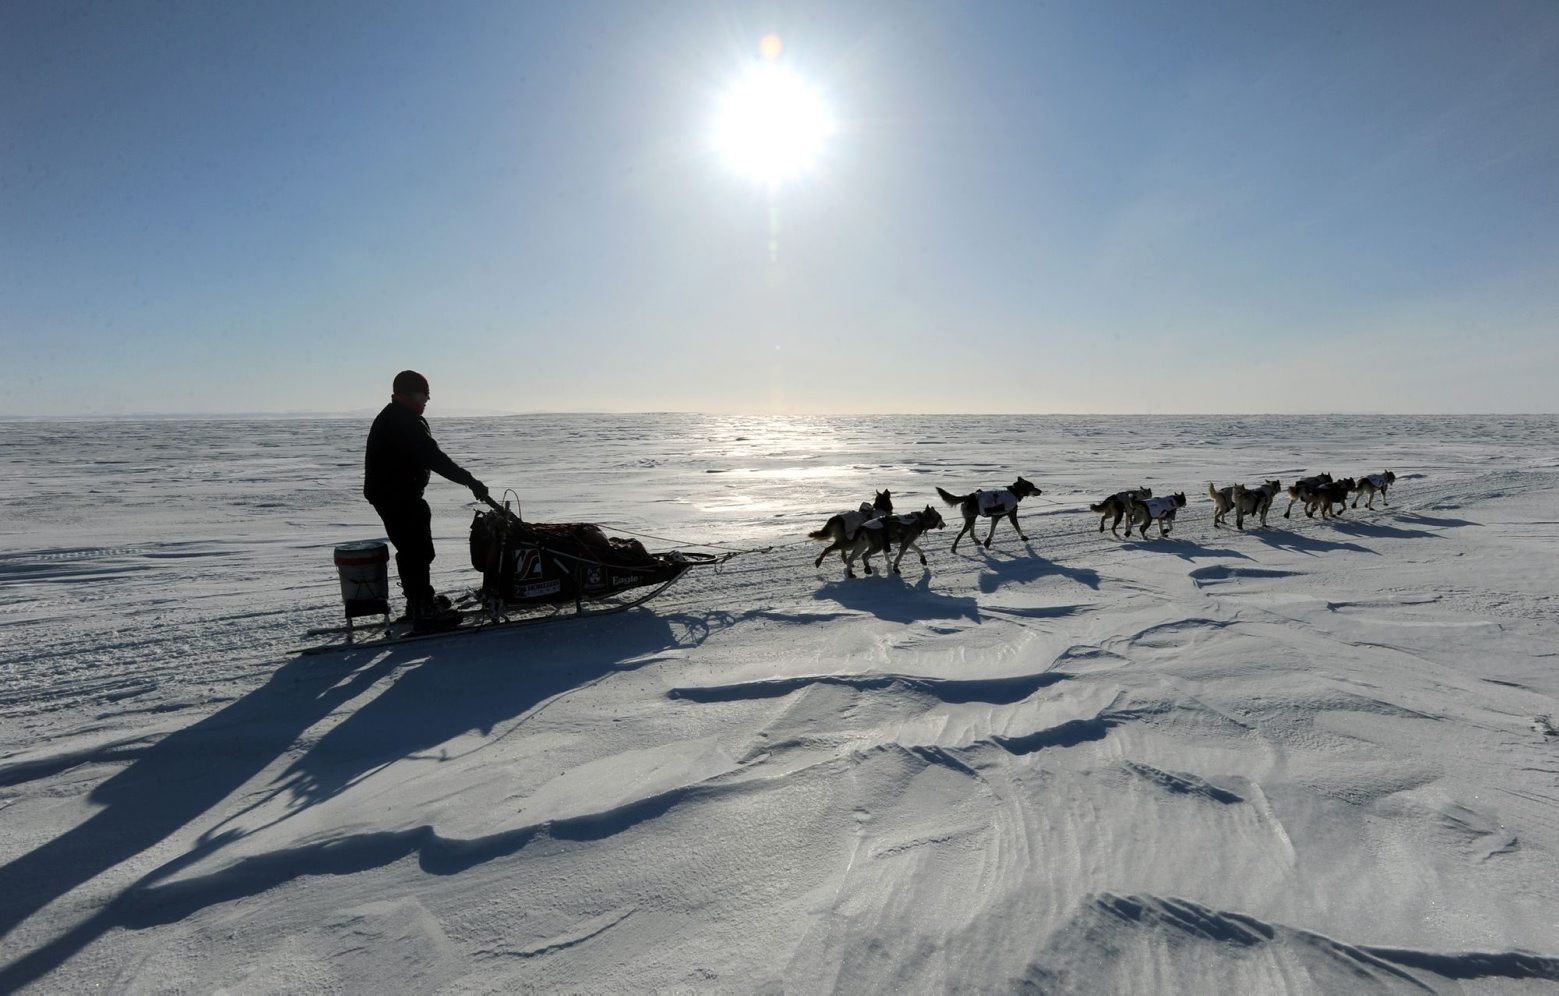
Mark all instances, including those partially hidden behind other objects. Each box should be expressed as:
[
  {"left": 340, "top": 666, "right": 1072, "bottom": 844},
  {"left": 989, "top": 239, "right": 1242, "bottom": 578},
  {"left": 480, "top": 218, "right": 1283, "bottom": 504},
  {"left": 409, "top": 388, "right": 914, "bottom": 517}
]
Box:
[{"left": 410, "top": 595, "right": 462, "bottom": 634}]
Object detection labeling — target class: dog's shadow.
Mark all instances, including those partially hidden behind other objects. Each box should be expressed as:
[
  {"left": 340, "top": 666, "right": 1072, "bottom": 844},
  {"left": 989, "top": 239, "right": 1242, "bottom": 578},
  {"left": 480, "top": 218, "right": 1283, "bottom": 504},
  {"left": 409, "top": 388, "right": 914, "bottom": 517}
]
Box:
[
  {"left": 973, "top": 546, "right": 1102, "bottom": 592},
  {"left": 1394, "top": 512, "right": 1479, "bottom": 529},
  {"left": 1115, "top": 537, "right": 1253, "bottom": 563},
  {"left": 1326, "top": 519, "right": 1440, "bottom": 541},
  {"left": 1251, "top": 527, "right": 1376, "bottom": 557},
  {"left": 814, "top": 570, "right": 981, "bottom": 623}
]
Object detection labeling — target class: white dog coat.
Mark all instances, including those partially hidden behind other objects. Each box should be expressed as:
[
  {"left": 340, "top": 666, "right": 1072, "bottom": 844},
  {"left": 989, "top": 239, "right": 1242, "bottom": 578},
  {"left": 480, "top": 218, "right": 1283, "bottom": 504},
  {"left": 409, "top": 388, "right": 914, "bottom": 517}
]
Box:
[
  {"left": 976, "top": 490, "right": 1018, "bottom": 517},
  {"left": 1365, "top": 473, "right": 1387, "bottom": 489},
  {"left": 1138, "top": 496, "right": 1180, "bottom": 519},
  {"left": 838, "top": 505, "right": 884, "bottom": 539}
]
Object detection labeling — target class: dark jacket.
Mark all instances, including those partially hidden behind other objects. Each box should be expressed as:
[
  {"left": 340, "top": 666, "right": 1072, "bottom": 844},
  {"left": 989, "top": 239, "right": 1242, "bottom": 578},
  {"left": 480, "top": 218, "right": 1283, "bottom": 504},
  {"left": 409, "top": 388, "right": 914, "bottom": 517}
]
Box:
[{"left": 363, "top": 401, "right": 478, "bottom": 504}]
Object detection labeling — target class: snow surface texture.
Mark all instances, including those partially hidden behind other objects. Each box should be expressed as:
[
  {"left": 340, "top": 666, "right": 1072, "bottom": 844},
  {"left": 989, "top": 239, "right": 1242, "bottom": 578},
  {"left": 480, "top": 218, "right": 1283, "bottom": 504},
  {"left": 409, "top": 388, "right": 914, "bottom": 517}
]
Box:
[{"left": 2, "top": 413, "right": 1557, "bottom": 993}]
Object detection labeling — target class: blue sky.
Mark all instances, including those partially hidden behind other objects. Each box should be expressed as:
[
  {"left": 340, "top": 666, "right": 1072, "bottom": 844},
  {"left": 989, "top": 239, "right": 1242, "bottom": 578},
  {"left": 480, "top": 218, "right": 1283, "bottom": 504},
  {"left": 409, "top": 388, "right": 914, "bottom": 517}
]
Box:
[{"left": 3, "top": 0, "right": 1556, "bottom": 415}]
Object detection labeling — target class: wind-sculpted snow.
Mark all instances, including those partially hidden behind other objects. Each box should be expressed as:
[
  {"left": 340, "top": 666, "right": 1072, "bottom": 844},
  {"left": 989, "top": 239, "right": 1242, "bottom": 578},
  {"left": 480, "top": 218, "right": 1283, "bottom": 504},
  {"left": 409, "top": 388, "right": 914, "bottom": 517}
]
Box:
[
  {"left": 667, "top": 670, "right": 1069, "bottom": 705},
  {"left": 3, "top": 414, "right": 1559, "bottom": 991},
  {"left": 1060, "top": 893, "right": 1559, "bottom": 987}
]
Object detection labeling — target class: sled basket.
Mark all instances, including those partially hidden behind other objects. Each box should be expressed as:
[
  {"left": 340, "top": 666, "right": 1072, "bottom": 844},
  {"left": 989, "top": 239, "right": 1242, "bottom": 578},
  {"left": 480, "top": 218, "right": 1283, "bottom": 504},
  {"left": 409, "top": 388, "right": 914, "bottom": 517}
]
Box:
[{"left": 470, "top": 507, "right": 710, "bottom": 609}]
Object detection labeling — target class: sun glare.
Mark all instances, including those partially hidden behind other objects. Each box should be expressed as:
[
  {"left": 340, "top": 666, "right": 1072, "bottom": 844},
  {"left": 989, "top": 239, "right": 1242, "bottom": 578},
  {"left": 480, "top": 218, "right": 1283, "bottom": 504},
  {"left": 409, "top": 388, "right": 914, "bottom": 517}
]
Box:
[{"left": 712, "top": 64, "right": 836, "bottom": 188}]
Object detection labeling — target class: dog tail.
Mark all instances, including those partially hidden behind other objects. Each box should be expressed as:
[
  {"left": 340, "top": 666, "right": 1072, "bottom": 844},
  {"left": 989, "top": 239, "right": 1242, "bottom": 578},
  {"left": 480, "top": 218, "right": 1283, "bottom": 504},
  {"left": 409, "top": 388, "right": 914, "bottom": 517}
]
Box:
[
  {"left": 807, "top": 528, "right": 830, "bottom": 541},
  {"left": 936, "top": 487, "right": 971, "bottom": 506},
  {"left": 1088, "top": 500, "right": 1109, "bottom": 513},
  {"left": 1206, "top": 481, "right": 1219, "bottom": 500}
]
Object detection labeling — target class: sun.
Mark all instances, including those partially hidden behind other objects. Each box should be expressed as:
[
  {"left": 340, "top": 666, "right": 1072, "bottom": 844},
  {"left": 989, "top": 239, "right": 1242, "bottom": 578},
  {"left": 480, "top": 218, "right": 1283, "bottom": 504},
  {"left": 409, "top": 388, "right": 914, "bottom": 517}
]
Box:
[{"left": 711, "top": 64, "right": 836, "bottom": 188}]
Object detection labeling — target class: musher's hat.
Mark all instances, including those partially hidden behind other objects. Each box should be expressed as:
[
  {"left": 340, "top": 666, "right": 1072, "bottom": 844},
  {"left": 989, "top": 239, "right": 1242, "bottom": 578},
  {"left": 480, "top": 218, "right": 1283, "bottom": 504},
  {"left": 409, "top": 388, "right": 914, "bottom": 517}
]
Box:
[{"left": 392, "top": 370, "right": 429, "bottom": 395}]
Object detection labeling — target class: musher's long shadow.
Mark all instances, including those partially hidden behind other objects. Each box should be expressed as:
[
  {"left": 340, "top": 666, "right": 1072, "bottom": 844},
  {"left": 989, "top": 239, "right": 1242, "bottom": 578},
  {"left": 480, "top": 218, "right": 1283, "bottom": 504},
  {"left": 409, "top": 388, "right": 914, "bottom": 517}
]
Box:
[
  {"left": 270, "top": 607, "right": 705, "bottom": 813},
  {"left": 0, "top": 606, "right": 712, "bottom": 991},
  {"left": 0, "top": 649, "right": 401, "bottom": 987}
]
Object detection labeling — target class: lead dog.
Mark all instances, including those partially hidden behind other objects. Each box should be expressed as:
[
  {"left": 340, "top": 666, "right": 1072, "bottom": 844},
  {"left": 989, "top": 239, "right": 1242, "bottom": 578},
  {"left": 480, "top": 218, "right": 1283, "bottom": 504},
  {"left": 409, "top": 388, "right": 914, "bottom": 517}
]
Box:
[
  {"left": 831, "top": 506, "right": 947, "bottom": 577},
  {"left": 936, "top": 477, "right": 1043, "bottom": 552},
  {"left": 1124, "top": 492, "right": 1187, "bottom": 538},
  {"left": 1091, "top": 486, "right": 1152, "bottom": 537},
  {"left": 809, "top": 490, "right": 893, "bottom": 568},
  {"left": 1283, "top": 473, "right": 1333, "bottom": 519},
  {"left": 1352, "top": 470, "right": 1396, "bottom": 509},
  {"left": 1230, "top": 480, "right": 1282, "bottom": 530}
]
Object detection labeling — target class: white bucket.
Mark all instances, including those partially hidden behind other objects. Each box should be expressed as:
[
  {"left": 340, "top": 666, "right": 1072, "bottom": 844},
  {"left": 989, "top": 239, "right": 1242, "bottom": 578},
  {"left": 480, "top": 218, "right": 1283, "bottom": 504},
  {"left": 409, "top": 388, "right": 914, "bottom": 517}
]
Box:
[{"left": 334, "top": 540, "right": 390, "bottom": 617}]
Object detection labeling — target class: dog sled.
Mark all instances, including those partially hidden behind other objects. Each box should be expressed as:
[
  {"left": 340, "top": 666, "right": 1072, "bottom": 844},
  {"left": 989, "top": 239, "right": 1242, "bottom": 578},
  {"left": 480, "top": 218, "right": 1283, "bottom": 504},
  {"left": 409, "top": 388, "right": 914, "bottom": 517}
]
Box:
[{"left": 302, "top": 498, "right": 739, "bottom": 654}]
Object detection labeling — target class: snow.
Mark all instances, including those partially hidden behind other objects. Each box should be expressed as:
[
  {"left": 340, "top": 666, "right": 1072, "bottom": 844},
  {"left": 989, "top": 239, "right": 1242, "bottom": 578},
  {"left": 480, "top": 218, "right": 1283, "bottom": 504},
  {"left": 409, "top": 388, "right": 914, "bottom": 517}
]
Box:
[{"left": 2, "top": 413, "right": 1558, "bottom": 992}]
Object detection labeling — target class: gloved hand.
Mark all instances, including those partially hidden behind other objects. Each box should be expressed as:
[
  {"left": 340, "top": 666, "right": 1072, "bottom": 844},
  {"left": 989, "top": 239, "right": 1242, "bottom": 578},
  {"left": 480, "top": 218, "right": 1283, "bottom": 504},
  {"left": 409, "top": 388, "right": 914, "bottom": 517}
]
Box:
[{"left": 471, "top": 480, "right": 490, "bottom": 502}]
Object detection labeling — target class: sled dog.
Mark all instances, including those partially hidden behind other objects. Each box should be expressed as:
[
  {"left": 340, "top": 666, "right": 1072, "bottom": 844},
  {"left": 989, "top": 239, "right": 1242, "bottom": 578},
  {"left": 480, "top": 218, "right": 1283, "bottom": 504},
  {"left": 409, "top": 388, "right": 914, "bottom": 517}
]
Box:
[
  {"left": 1351, "top": 470, "right": 1396, "bottom": 509},
  {"left": 1306, "top": 478, "right": 1355, "bottom": 519},
  {"left": 936, "top": 477, "right": 1043, "bottom": 553},
  {"left": 1091, "top": 487, "right": 1152, "bottom": 537},
  {"left": 1283, "top": 474, "right": 1334, "bottom": 519},
  {"left": 1230, "top": 479, "right": 1282, "bottom": 530},
  {"left": 831, "top": 506, "right": 947, "bottom": 578},
  {"left": 809, "top": 490, "right": 894, "bottom": 568},
  {"left": 1207, "top": 481, "right": 1237, "bottom": 527},
  {"left": 1124, "top": 492, "right": 1187, "bottom": 539}
]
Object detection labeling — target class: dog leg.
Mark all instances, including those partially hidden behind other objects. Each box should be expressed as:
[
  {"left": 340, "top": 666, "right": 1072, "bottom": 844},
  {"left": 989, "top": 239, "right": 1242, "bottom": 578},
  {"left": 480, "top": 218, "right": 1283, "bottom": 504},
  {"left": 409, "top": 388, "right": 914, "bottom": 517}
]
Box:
[
  {"left": 982, "top": 517, "right": 1000, "bottom": 549},
  {"left": 814, "top": 539, "right": 840, "bottom": 568},
  {"left": 950, "top": 517, "right": 973, "bottom": 553},
  {"left": 1380, "top": 487, "right": 1389, "bottom": 507},
  {"left": 999, "top": 509, "right": 1027, "bottom": 544}
]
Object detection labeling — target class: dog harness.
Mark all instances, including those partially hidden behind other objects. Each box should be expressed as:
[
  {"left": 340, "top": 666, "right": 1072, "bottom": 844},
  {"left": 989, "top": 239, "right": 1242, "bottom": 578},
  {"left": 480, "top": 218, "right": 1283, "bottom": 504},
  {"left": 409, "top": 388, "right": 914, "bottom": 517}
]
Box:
[
  {"left": 976, "top": 490, "right": 1018, "bottom": 517},
  {"left": 839, "top": 508, "right": 884, "bottom": 539},
  {"left": 1139, "top": 496, "right": 1179, "bottom": 518}
]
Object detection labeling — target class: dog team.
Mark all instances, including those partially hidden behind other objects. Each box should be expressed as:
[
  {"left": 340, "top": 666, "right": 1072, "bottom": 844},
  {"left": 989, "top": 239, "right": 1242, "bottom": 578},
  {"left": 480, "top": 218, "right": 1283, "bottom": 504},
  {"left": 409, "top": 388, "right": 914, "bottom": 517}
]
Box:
[{"left": 810, "top": 471, "right": 1396, "bottom": 577}]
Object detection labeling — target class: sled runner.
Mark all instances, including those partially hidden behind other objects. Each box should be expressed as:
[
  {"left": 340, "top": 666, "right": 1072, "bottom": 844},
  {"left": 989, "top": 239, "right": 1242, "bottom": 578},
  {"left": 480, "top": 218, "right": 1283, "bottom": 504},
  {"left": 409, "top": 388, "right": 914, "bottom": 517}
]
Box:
[{"left": 301, "top": 498, "right": 735, "bottom": 655}]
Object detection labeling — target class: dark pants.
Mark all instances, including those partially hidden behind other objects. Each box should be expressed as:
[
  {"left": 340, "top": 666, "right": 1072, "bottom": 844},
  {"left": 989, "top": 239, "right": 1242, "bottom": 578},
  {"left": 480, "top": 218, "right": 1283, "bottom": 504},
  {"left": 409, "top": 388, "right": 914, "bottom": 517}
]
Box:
[{"left": 371, "top": 497, "right": 435, "bottom": 607}]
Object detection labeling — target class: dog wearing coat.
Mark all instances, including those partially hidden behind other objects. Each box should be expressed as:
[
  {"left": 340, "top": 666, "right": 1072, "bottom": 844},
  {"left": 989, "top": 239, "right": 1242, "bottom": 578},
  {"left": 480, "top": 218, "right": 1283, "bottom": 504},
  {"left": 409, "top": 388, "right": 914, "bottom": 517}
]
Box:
[
  {"left": 1091, "top": 487, "right": 1152, "bottom": 537},
  {"left": 825, "top": 506, "right": 947, "bottom": 578},
  {"left": 809, "top": 490, "right": 893, "bottom": 568},
  {"left": 1124, "top": 492, "right": 1187, "bottom": 539},
  {"left": 1351, "top": 470, "right": 1396, "bottom": 509},
  {"left": 936, "top": 477, "right": 1043, "bottom": 553}
]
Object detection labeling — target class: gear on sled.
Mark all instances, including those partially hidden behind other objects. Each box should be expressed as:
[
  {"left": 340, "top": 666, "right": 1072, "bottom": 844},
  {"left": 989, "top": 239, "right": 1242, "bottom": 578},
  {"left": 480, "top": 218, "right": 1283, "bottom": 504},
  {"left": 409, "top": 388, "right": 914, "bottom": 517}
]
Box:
[{"left": 468, "top": 497, "right": 721, "bottom": 620}]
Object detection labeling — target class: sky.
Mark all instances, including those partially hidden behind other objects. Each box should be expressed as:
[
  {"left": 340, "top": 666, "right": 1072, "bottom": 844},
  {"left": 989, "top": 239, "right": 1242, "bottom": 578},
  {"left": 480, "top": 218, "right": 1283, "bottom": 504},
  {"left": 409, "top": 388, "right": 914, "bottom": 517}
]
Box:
[{"left": 3, "top": 0, "right": 1557, "bottom": 416}]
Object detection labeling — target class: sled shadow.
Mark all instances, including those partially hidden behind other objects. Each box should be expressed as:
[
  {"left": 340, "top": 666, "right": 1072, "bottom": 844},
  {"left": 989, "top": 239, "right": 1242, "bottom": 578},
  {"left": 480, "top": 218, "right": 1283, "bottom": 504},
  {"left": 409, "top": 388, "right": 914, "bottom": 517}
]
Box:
[
  {"left": 0, "top": 607, "right": 704, "bottom": 991},
  {"left": 269, "top": 608, "right": 704, "bottom": 812},
  {"left": 813, "top": 571, "right": 981, "bottom": 624}
]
